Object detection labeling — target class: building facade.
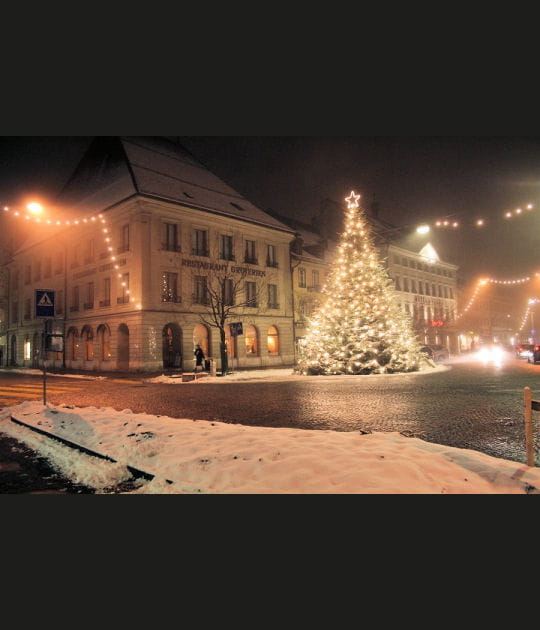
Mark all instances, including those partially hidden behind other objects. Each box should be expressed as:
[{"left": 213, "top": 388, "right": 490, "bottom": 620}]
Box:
[
  {"left": 0, "top": 138, "right": 297, "bottom": 373},
  {"left": 384, "top": 243, "right": 460, "bottom": 352}
]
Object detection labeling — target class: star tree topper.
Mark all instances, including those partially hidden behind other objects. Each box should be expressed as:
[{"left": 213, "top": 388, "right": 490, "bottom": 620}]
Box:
[{"left": 346, "top": 191, "right": 361, "bottom": 209}]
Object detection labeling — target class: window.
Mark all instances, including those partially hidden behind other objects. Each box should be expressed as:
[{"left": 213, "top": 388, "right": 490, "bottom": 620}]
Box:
[
  {"left": 192, "top": 230, "right": 208, "bottom": 257},
  {"left": 245, "top": 282, "right": 257, "bottom": 307},
  {"left": 71, "top": 245, "right": 79, "bottom": 268},
  {"left": 298, "top": 268, "right": 307, "bottom": 288},
  {"left": 11, "top": 269, "right": 19, "bottom": 290},
  {"left": 425, "top": 283, "right": 430, "bottom": 296},
  {"left": 71, "top": 286, "right": 79, "bottom": 312},
  {"left": 245, "top": 325, "right": 259, "bottom": 355},
  {"left": 24, "top": 299, "right": 31, "bottom": 320},
  {"left": 119, "top": 225, "right": 130, "bottom": 253},
  {"left": 411, "top": 280, "right": 417, "bottom": 294},
  {"left": 33, "top": 261, "right": 41, "bottom": 282},
  {"left": 444, "top": 286, "right": 449, "bottom": 299},
  {"left": 11, "top": 301, "right": 18, "bottom": 324},
  {"left": 118, "top": 273, "right": 130, "bottom": 304},
  {"left": 402, "top": 258, "right": 408, "bottom": 267},
  {"left": 54, "top": 253, "right": 63, "bottom": 275},
  {"left": 245, "top": 240, "right": 257, "bottom": 265},
  {"left": 266, "top": 244, "right": 278, "bottom": 268},
  {"left": 82, "top": 326, "right": 94, "bottom": 361},
  {"left": 98, "top": 325, "right": 111, "bottom": 361},
  {"left": 163, "top": 223, "right": 180, "bottom": 252},
  {"left": 449, "top": 288, "right": 454, "bottom": 300},
  {"left": 395, "top": 276, "right": 402, "bottom": 291},
  {"left": 311, "top": 270, "right": 320, "bottom": 290},
  {"left": 25, "top": 265, "right": 31, "bottom": 285},
  {"left": 418, "top": 282, "right": 424, "bottom": 295},
  {"left": 432, "top": 284, "right": 436, "bottom": 297},
  {"left": 267, "top": 326, "right": 279, "bottom": 355},
  {"left": 24, "top": 338, "right": 31, "bottom": 361},
  {"left": 194, "top": 276, "right": 208, "bottom": 305},
  {"left": 162, "top": 272, "right": 180, "bottom": 303},
  {"left": 223, "top": 278, "right": 234, "bottom": 306},
  {"left": 100, "top": 278, "right": 111, "bottom": 307},
  {"left": 220, "top": 235, "right": 234, "bottom": 261},
  {"left": 84, "top": 239, "right": 95, "bottom": 264},
  {"left": 268, "top": 284, "right": 279, "bottom": 309},
  {"left": 84, "top": 282, "right": 94, "bottom": 309},
  {"left": 44, "top": 258, "right": 51, "bottom": 278},
  {"left": 57, "top": 290, "right": 64, "bottom": 315},
  {"left": 68, "top": 329, "right": 79, "bottom": 361}
]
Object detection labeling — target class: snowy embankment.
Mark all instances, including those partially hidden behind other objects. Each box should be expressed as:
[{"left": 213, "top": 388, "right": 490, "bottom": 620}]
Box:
[{"left": 1, "top": 397, "right": 539, "bottom": 494}]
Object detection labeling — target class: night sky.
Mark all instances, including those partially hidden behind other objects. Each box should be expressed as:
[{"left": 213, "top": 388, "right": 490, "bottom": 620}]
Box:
[{"left": 2, "top": 136, "right": 540, "bottom": 284}]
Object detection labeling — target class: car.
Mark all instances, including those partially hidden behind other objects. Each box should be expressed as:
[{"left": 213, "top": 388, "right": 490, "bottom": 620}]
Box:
[
  {"left": 477, "top": 343, "right": 505, "bottom": 364},
  {"left": 516, "top": 344, "right": 534, "bottom": 359},
  {"left": 528, "top": 345, "right": 540, "bottom": 364},
  {"left": 419, "top": 345, "right": 450, "bottom": 362}
]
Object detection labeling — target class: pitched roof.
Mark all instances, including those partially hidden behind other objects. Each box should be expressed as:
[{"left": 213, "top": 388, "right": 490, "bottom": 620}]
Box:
[{"left": 58, "top": 137, "right": 294, "bottom": 233}]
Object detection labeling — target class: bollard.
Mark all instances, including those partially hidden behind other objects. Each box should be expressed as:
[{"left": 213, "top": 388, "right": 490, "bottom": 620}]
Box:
[{"left": 524, "top": 387, "right": 535, "bottom": 467}]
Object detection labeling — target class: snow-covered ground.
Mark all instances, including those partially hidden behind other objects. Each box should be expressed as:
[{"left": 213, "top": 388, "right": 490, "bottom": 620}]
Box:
[{"left": 1, "top": 393, "right": 539, "bottom": 494}]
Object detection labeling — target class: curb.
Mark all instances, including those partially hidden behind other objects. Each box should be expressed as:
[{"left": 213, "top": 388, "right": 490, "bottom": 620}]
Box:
[{"left": 10, "top": 415, "right": 174, "bottom": 486}]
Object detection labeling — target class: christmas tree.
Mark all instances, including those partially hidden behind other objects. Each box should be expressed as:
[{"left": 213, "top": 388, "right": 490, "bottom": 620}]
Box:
[{"left": 297, "top": 191, "right": 426, "bottom": 375}]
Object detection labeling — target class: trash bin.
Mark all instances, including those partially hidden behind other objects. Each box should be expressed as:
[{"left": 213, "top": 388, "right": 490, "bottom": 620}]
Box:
[{"left": 204, "top": 359, "right": 211, "bottom": 372}]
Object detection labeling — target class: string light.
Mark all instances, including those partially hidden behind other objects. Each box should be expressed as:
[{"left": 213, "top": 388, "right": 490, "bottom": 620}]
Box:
[
  {"left": 1, "top": 201, "right": 141, "bottom": 312},
  {"left": 457, "top": 273, "right": 540, "bottom": 319}
]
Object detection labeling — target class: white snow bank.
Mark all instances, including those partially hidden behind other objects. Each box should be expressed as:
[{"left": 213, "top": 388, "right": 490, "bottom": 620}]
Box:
[{"left": 1, "top": 400, "right": 538, "bottom": 494}]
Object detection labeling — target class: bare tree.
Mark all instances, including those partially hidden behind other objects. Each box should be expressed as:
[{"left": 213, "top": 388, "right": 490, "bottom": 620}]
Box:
[{"left": 189, "top": 264, "right": 269, "bottom": 375}]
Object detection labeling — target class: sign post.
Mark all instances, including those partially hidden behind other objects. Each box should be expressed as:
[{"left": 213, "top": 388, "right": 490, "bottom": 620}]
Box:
[{"left": 35, "top": 290, "right": 56, "bottom": 405}]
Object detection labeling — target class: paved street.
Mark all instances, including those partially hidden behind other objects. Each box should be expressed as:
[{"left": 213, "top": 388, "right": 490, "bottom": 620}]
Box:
[{"left": 1, "top": 352, "right": 540, "bottom": 492}]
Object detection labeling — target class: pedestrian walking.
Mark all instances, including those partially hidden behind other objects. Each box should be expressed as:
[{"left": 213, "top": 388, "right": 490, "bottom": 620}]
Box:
[{"left": 194, "top": 344, "right": 205, "bottom": 372}]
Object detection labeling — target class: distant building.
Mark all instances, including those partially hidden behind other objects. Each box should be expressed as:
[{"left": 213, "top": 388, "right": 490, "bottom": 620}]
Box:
[{"left": 383, "top": 243, "right": 460, "bottom": 352}]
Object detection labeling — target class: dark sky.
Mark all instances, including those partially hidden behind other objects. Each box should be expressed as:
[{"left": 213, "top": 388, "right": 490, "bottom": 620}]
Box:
[{"left": 2, "top": 136, "right": 540, "bottom": 284}]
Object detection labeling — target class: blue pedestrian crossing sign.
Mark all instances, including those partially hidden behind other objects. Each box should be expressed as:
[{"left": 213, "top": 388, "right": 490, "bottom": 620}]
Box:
[{"left": 35, "top": 290, "right": 55, "bottom": 318}]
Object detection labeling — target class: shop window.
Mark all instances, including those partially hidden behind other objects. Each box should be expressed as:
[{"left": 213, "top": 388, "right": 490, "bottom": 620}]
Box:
[
  {"left": 245, "top": 325, "right": 259, "bottom": 356},
  {"left": 267, "top": 326, "right": 279, "bottom": 355}
]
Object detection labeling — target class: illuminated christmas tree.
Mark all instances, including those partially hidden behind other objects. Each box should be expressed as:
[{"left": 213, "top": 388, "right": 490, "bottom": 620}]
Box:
[{"left": 297, "top": 191, "right": 425, "bottom": 375}]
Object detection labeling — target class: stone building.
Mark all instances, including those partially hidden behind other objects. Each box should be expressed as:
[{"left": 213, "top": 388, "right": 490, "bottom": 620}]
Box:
[
  {"left": 1, "top": 137, "right": 297, "bottom": 373},
  {"left": 384, "top": 242, "right": 459, "bottom": 352}
]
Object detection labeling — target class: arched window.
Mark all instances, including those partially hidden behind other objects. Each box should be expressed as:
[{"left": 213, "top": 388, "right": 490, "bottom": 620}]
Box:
[
  {"left": 193, "top": 324, "right": 209, "bottom": 358},
  {"left": 267, "top": 326, "right": 279, "bottom": 355},
  {"left": 97, "top": 324, "right": 111, "bottom": 361},
  {"left": 82, "top": 325, "right": 94, "bottom": 361},
  {"left": 67, "top": 328, "right": 79, "bottom": 361},
  {"left": 245, "top": 325, "right": 259, "bottom": 356}
]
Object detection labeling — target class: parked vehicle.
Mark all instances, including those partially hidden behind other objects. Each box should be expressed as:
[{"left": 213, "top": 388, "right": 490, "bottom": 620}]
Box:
[
  {"left": 528, "top": 345, "right": 540, "bottom": 364},
  {"left": 516, "top": 344, "right": 534, "bottom": 359},
  {"left": 419, "top": 345, "right": 450, "bottom": 362}
]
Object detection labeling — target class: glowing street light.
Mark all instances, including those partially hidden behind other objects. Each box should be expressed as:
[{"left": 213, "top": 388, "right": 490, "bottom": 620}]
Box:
[{"left": 27, "top": 202, "right": 43, "bottom": 214}]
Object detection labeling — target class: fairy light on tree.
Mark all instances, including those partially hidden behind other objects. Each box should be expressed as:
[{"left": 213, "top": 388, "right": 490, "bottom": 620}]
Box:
[{"left": 297, "top": 191, "right": 426, "bottom": 376}]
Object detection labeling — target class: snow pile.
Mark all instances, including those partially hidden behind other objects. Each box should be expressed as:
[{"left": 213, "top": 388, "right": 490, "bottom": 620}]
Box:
[{"left": 1, "top": 401, "right": 539, "bottom": 494}]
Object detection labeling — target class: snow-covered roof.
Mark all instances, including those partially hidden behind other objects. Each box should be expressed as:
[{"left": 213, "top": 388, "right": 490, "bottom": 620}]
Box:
[{"left": 58, "top": 137, "right": 295, "bottom": 234}]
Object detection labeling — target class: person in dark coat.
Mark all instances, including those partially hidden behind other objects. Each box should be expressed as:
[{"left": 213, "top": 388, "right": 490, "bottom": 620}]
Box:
[{"left": 194, "top": 344, "right": 205, "bottom": 372}]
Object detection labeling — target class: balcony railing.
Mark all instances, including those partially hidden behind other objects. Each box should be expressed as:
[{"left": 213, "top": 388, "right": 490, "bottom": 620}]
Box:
[
  {"left": 99, "top": 299, "right": 111, "bottom": 308},
  {"left": 192, "top": 249, "right": 209, "bottom": 257},
  {"left": 70, "top": 306, "right": 79, "bottom": 313},
  {"left": 268, "top": 303, "right": 280, "bottom": 310},
  {"left": 162, "top": 244, "right": 182, "bottom": 253},
  {"left": 83, "top": 302, "right": 94, "bottom": 310},
  {"left": 117, "top": 246, "right": 130, "bottom": 254},
  {"left": 117, "top": 296, "right": 130, "bottom": 305},
  {"left": 162, "top": 296, "right": 182, "bottom": 304},
  {"left": 266, "top": 261, "right": 279, "bottom": 269},
  {"left": 220, "top": 254, "right": 236, "bottom": 262},
  {"left": 244, "top": 257, "right": 258, "bottom": 265}
]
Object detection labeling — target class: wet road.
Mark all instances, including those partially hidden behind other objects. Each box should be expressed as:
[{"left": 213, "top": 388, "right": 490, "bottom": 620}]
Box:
[{"left": 2, "top": 352, "right": 540, "bottom": 475}]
